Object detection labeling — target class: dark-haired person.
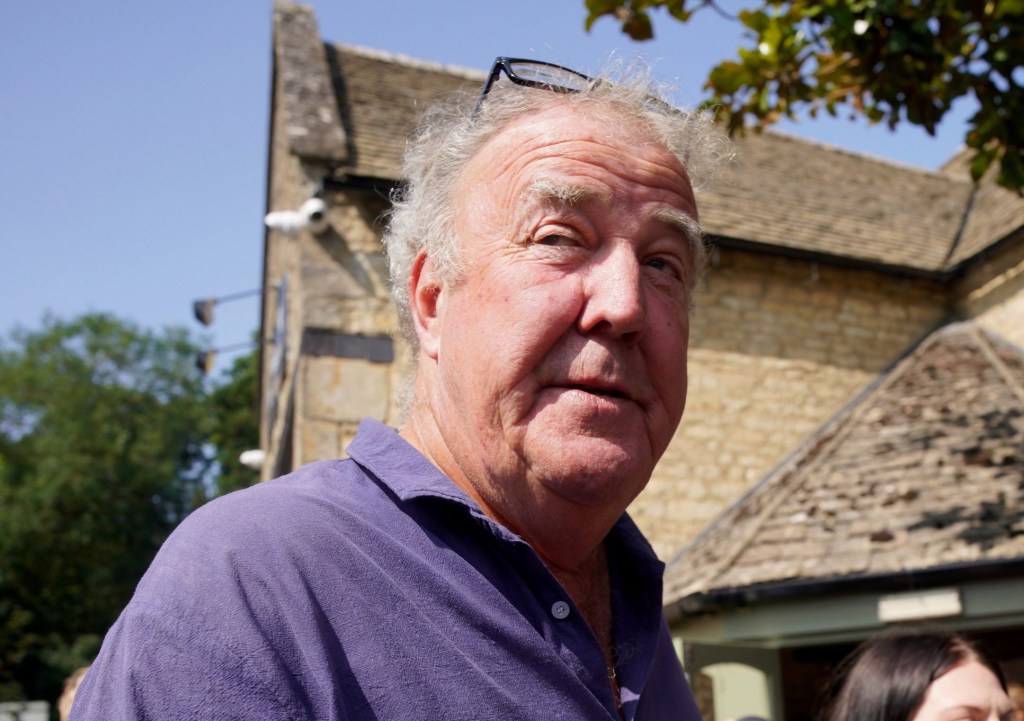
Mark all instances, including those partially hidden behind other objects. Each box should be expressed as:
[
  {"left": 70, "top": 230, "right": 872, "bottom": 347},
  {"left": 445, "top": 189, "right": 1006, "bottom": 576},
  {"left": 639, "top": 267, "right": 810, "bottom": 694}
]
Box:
[
  {"left": 1010, "top": 683, "right": 1024, "bottom": 721},
  {"left": 826, "top": 628, "right": 1014, "bottom": 721}
]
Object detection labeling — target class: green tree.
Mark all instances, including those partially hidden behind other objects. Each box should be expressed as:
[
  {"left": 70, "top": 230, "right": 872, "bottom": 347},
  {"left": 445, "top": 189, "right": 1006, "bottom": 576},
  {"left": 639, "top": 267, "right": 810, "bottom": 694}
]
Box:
[
  {"left": 207, "top": 350, "right": 260, "bottom": 497},
  {"left": 585, "top": 0, "right": 1024, "bottom": 192},
  {"left": 0, "top": 314, "right": 214, "bottom": 702}
]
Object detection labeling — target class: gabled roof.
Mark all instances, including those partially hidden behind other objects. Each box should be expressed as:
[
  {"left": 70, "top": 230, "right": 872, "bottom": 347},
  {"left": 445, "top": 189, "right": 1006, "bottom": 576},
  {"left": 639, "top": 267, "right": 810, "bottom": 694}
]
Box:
[
  {"left": 948, "top": 180, "right": 1024, "bottom": 268},
  {"left": 270, "top": 1, "right": 1024, "bottom": 271},
  {"left": 664, "top": 321, "right": 1024, "bottom": 613},
  {"left": 324, "top": 45, "right": 481, "bottom": 181},
  {"left": 697, "top": 131, "right": 977, "bottom": 273},
  {"left": 940, "top": 150, "right": 1024, "bottom": 267}
]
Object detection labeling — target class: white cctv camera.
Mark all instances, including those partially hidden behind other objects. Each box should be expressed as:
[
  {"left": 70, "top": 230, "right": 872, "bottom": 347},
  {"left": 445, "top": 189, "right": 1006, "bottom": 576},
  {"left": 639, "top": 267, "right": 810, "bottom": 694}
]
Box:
[
  {"left": 300, "top": 197, "right": 329, "bottom": 234},
  {"left": 264, "top": 197, "right": 330, "bottom": 235}
]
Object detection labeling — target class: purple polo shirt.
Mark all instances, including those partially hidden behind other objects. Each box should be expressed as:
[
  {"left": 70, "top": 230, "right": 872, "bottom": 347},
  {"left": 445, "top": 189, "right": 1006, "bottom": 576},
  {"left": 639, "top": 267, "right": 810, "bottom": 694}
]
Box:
[{"left": 72, "top": 419, "right": 701, "bottom": 720}]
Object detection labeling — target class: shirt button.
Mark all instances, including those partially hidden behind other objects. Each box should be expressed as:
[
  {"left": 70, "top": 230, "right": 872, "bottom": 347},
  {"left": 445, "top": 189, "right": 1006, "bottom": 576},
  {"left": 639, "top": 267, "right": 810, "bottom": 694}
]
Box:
[{"left": 551, "top": 601, "right": 571, "bottom": 620}]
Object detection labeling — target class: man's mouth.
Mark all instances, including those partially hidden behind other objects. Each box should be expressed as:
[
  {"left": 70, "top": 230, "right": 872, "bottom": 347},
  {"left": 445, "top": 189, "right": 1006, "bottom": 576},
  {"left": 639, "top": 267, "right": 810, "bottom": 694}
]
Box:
[{"left": 563, "top": 383, "right": 629, "bottom": 400}]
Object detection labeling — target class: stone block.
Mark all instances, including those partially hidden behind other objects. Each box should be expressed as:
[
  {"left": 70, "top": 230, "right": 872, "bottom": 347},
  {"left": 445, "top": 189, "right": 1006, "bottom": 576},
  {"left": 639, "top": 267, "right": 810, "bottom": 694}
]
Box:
[
  {"left": 304, "top": 297, "right": 397, "bottom": 334},
  {"left": 303, "top": 356, "right": 390, "bottom": 423},
  {"left": 300, "top": 419, "right": 341, "bottom": 465}
]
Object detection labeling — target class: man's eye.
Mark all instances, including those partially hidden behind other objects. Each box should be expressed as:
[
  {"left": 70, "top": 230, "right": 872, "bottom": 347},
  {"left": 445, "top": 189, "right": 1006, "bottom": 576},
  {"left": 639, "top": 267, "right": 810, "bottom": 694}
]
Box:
[
  {"left": 537, "top": 235, "right": 576, "bottom": 247},
  {"left": 647, "top": 257, "right": 681, "bottom": 278}
]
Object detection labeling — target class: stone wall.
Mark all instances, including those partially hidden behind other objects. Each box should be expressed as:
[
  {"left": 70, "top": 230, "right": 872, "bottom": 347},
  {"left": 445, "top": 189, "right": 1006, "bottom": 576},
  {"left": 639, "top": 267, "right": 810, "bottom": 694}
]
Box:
[
  {"left": 260, "top": 53, "right": 313, "bottom": 479},
  {"left": 291, "top": 186, "right": 412, "bottom": 467},
  {"left": 630, "top": 248, "right": 950, "bottom": 559},
  {"left": 267, "top": 221, "right": 964, "bottom": 559},
  {"left": 273, "top": 225, "right": 958, "bottom": 559},
  {"left": 954, "top": 233, "right": 1024, "bottom": 349}
]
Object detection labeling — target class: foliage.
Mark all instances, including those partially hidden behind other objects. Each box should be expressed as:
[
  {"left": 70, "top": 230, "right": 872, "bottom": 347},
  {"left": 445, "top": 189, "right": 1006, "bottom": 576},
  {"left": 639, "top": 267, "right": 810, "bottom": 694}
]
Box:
[
  {"left": 585, "top": 0, "right": 1024, "bottom": 192},
  {"left": 0, "top": 314, "right": 257, "bottom": 703},
  {"left": 208, "top": 350, "right": 260, "bottom": 496}
]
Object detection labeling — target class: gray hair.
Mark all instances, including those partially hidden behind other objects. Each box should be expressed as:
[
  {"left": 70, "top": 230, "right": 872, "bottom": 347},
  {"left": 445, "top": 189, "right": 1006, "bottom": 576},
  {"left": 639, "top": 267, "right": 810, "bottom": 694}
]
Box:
[{"left": 382, "top": 60, "right": 732, "bottom": 353}]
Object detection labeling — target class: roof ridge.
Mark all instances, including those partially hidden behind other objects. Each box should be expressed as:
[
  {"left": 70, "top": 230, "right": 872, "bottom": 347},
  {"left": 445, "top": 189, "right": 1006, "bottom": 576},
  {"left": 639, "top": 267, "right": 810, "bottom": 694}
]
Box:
[
  {"left": 941, "top": 184, "right": 979, "bottom": 270},
  {"left": 667, "top": 327, "right": 949, "bottom": 597},
  {"left": 970, "top": 324, "right": 1024, "bottom": 406},
  {"left": 332, "top": 43, "right": 485, "bottom": 81},
  {"left": 762, "top": 127, "right": 973, "bottom": 180}
]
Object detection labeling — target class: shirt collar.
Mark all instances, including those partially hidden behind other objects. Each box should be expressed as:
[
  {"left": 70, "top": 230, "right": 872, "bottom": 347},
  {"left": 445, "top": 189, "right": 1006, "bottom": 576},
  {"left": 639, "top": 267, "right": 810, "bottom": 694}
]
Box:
[
  {"left": 346, "top": 418, "right": 664, "bottom": 575},
  {"left": 345, "top": 418, "right": 474, "bottom": 506}
]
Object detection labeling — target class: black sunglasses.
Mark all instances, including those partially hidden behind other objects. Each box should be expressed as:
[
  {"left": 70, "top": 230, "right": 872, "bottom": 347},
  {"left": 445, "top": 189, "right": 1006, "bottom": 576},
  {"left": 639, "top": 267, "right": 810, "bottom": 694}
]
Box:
[{"left": 472, "top": 57, "right": 593, "bottom": 115}]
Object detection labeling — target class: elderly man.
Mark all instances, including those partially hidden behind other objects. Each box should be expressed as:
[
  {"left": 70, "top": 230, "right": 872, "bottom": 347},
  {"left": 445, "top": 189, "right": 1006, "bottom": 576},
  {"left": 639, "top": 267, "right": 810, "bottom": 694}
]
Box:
[{"left": 72, "top": 58, "right": 726, "bottom": 720}]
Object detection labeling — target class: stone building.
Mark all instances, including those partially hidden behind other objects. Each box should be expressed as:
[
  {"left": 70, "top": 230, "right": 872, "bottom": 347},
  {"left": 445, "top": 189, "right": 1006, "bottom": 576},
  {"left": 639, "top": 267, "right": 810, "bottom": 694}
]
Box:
[
  {"left": 257, "top": 4, "right": 1024, "bottom": 716},
  {"left": 260, "top": 0, "right": 1023, "bottom": 551},
  {"left": 667, "top": 320, "right": 1024, "bottom": 720}
]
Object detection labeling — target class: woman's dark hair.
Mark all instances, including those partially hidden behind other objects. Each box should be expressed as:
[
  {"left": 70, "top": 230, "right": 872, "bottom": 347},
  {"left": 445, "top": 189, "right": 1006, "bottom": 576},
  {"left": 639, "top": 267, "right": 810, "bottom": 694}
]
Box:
[{"left": 824, "top": 628, "right": 1008, "bottom": 721}]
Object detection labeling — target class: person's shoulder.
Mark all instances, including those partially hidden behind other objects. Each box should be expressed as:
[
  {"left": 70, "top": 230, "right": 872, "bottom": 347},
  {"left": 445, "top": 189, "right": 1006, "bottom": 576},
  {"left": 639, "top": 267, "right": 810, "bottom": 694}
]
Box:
[
  {"left": 158, "top": 457, "right": 387, "bottom": 567},
  {"left": 187, "top": 459, "right": 350, "bottom": 527},
  {"left": 132, "top": 457, "right": 387, "bottom": 610}
]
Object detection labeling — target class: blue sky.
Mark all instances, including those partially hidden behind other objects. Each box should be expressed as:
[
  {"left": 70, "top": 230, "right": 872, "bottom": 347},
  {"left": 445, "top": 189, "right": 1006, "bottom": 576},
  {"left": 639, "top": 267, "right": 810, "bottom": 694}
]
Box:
[{"left": 1, "top": 1, "right": 975, "bottom": 376}]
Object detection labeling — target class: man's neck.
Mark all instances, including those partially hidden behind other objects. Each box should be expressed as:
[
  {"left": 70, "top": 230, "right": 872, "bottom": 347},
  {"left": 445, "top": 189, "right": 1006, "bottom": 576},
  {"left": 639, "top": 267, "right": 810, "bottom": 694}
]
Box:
[
  {"left": 400, "top": 387, "right": 620, "bottom": 568},
  {"left": 403, "top": 396, "right": 622, "bottom": 712},
  {"left": 547, "top": 543, "right": 613, "bottom": 643},
  {"left": 548, "top": 544, "right": 621, "bottom": 716}
]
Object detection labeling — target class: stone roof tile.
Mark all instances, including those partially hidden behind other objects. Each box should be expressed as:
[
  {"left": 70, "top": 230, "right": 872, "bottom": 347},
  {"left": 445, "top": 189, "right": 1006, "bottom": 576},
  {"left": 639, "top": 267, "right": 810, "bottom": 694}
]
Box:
[
  {"left": 941, "top": 149, "right": 1024, "bottom": 267},
  {"left": 951, "top": 181, "right": 1024, "bottom": 266},
  {"left": 325, "top": 45, "right": 482, "bottom": 180},
  {"left": 664, "top": 321, "right": 1024, "bottom": 610},
  {"left": 698, "top": 132, "right": 977, "bottom": 272}
]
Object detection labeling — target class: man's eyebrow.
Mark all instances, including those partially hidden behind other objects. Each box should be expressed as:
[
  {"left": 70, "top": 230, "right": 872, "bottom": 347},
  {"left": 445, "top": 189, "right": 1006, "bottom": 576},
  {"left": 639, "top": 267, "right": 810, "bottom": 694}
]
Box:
[
  {"left": 527, "top": 179, "right": 602, "bottom": 206},
  {"left": 526, "top": 178, "right": 704, "bottom": 246},
  {"left": 654, "top": 207, "right": 704, "bottom": 246}
]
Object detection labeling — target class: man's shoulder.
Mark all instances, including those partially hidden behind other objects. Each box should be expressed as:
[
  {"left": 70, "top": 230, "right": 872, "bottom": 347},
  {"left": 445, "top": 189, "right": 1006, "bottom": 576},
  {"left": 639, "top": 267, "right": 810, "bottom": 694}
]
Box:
[
  {"left": 179, "top": 457, "right": 384, "bottom": 548},
  {"left": 197, "top": 457, "right": 355, "bottom": 516},
  {"left": 129, "top": 457, "right": 402, "bottom": 619},
  {"left": 140, "top": 460, "right": 378, "bottom": 587}
]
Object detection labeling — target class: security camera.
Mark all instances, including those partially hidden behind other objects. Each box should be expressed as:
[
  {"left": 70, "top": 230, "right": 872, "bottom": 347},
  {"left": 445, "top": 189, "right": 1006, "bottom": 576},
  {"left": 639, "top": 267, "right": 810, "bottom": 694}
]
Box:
[
  {"left": 300, "top": 197, "right": 329, "bottom": 234},
  {"left": 264, "top": 197, "right": 330, "bottom": 235}
]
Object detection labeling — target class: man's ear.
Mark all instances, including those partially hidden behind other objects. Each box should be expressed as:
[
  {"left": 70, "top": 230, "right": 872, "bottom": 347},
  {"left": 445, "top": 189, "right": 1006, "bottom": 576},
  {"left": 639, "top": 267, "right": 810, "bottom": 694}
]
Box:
[{"left": 408, "top": 251, "right": 443, "bottom": 360}]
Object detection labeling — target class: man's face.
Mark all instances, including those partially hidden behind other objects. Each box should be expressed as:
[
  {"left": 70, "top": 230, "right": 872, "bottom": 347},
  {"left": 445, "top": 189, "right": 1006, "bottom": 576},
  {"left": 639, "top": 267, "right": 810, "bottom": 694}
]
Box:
[{"left": 415, "top": 102, "right": 698, "bottom": 530}]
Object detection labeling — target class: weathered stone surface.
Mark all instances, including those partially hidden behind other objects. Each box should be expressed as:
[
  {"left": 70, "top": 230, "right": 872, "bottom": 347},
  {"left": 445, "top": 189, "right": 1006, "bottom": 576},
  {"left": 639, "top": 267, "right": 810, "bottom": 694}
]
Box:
[
  {"left": 299, "top": 419, "right": 341, "bottom": 467},
  {"left": 273, "top": 1, "right": 348, "bottom": 161},
  {"left": 665, "top": 322, "right": 1024, "bottom": 607},
  {"left": 303, "top": 355, "right": 390, "bottom": 423}
]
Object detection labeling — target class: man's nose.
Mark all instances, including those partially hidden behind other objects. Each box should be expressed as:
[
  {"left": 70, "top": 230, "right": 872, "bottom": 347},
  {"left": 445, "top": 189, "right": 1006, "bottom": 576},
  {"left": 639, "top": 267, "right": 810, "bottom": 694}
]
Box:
[{"left": 577, "top": 243, "right": 645, "bottom": 342}]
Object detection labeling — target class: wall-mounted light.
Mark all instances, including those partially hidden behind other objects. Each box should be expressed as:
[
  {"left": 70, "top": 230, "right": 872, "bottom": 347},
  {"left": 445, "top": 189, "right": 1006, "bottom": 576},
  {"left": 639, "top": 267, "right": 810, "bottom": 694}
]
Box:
[
  {"left": 192, "top": 286, "right": 278, "bottom": 327},
  {"left": 194, "top": 339, "right": 275, "bottom": 375}
]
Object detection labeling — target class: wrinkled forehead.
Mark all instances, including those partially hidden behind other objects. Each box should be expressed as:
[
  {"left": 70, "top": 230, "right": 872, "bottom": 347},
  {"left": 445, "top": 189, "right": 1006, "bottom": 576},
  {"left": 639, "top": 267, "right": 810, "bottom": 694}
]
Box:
[{"left": 457, "top": 102, "right": 697, "bottom": 219}]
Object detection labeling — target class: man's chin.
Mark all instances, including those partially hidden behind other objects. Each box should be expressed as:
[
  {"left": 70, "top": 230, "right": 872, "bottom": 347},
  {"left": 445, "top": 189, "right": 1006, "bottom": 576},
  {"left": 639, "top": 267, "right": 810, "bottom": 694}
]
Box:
[{"left": 528, "top": 441, "right": 652, "bottom": 508}]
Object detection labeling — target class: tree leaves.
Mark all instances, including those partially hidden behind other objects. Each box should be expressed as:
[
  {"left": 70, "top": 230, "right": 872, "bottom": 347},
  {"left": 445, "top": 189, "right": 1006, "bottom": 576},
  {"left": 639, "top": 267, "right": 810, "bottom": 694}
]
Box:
[
  {"left": 208, "top": 350, "right": 260, "bottom": 497},
  {"left": 583, "top": 0, "right": 1024, "bottom": 193},
  {"left": 0, "top": 314, "right": 257, "bottom": 702}
]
